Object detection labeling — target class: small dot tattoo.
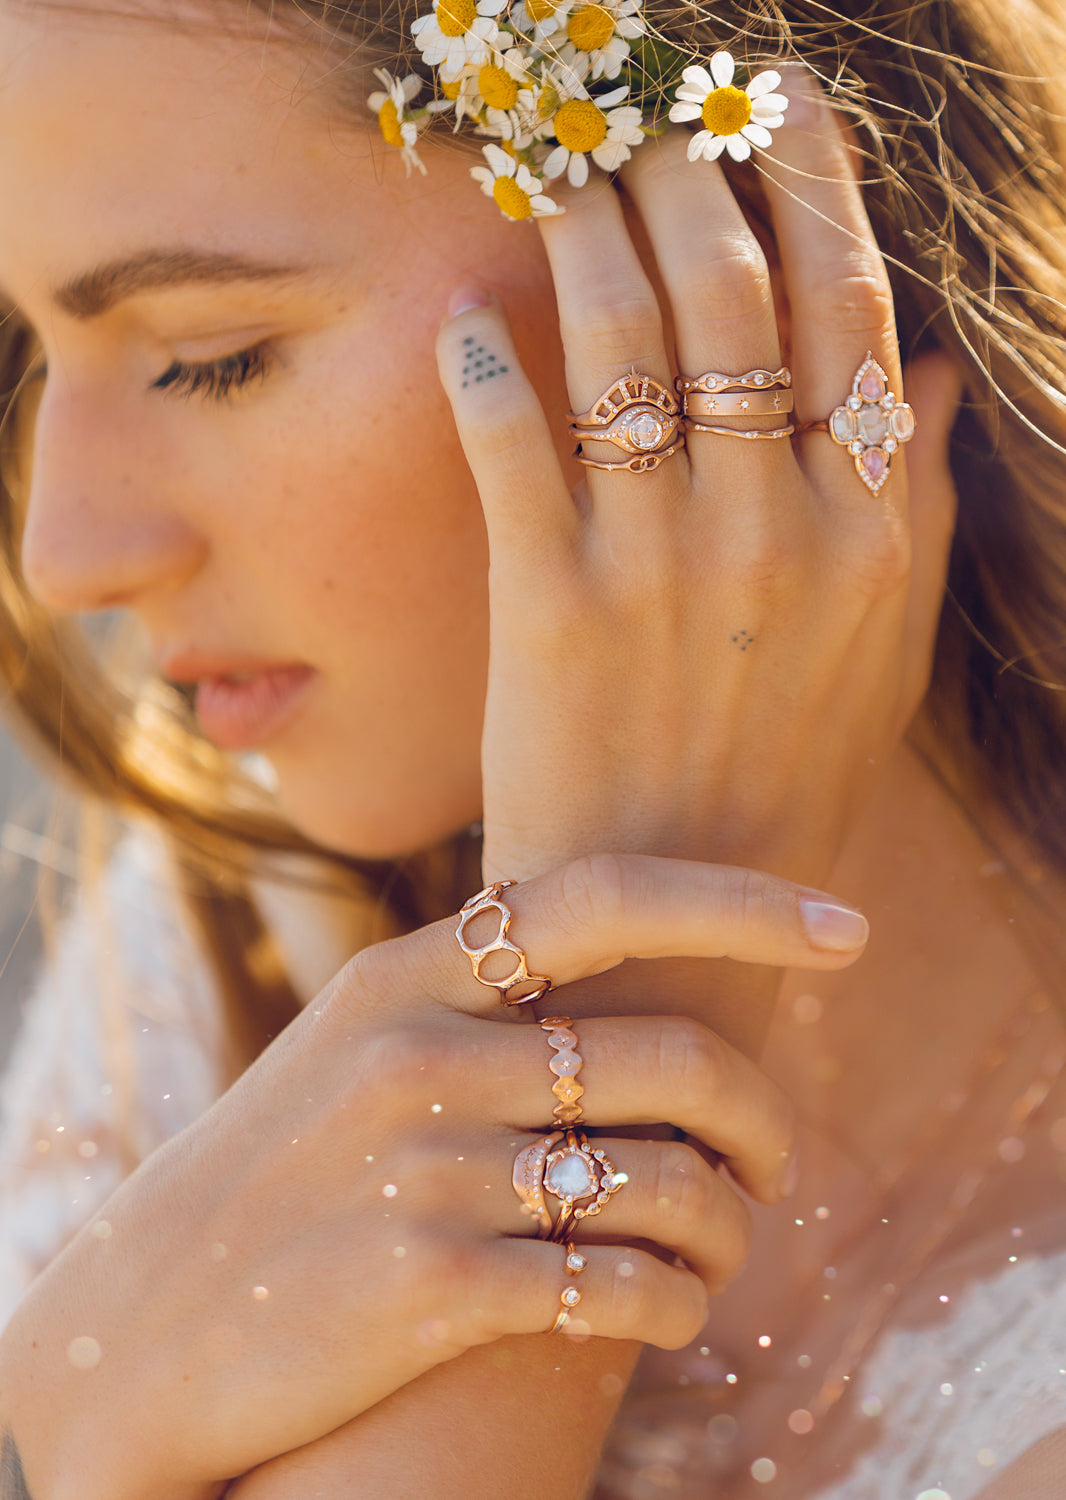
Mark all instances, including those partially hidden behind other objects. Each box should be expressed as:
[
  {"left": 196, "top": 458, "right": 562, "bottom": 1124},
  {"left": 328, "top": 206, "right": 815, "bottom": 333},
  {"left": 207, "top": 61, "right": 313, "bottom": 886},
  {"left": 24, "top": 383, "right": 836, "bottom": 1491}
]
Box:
[
  {"left": 731, "top": 630, "right": 755, "bottom": 651},
  {"left": 461, "top": 340, "right": 510, "bottom": 389}
]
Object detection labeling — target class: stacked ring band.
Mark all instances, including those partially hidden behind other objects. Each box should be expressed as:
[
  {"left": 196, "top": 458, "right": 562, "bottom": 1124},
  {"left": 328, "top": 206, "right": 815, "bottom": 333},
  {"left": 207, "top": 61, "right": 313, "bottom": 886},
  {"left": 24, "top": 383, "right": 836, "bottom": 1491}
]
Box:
[
  {"left": 569, "top": 369, "right": 685, "bottom": 474},
  {"left": 550, "top": 1241, "right": 588, "bottom": 1333},
  {"left": 675, "top": 365, "right": 795, "bottom": 440},
  {"left": 545, "top": 1129, "right": 628, "bottom": 1243},
  {"left": 455, "top": 880, "right": 553, "bottom": 1006},
  {"left": 540, "top": 1015, "right": 585, "bottom": 1127},
  {"left": 797, "top": 350, "right": 916, "bottom": 494}
]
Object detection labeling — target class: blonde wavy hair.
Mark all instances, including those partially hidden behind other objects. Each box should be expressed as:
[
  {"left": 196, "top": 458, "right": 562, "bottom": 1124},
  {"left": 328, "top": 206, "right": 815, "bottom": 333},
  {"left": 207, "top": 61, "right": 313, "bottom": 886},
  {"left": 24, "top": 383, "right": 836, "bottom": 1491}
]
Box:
[{"left": 1, "top": 0, "right": 1066, "bottom": 1089}]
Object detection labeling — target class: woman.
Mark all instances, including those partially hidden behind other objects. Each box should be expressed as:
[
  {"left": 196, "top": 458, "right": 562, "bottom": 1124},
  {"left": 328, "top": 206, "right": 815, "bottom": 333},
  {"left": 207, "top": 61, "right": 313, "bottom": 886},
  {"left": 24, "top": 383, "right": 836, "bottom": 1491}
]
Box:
[{"left": 0, "top": 0, "right": 1064, "bottom": 1494}]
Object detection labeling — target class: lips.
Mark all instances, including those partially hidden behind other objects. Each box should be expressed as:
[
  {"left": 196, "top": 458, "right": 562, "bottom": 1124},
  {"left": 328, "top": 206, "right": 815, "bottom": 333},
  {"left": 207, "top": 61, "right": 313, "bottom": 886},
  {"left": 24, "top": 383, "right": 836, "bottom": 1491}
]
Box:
[{"left": 159, "top": 653, "right": 316, "bottom": 751}]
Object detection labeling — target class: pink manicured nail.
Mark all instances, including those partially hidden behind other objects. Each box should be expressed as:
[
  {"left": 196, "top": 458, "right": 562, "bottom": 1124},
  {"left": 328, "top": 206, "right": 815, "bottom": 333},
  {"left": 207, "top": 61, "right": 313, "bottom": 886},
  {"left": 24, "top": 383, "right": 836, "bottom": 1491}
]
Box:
[
  {"left": 800, "top": 899, "right": 870, "bottom": 952},
  {"left": 448, "top": 285, "right": 491, "bottom": 319}
]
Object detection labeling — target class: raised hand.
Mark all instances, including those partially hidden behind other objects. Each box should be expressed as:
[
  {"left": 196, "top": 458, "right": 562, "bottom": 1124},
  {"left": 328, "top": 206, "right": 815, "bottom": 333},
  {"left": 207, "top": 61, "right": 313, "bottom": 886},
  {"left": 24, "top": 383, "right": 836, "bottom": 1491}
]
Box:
[{"left": 0, "top": 854, "right": 869, "bottom": 1500}]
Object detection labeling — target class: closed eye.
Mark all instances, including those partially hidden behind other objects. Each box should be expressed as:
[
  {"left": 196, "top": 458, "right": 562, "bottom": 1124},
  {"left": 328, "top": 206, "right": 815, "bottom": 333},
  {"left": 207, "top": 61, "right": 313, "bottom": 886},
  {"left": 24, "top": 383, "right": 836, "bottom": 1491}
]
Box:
[{"left": 150, "top": 342, "right": 275, "bottom": 401}]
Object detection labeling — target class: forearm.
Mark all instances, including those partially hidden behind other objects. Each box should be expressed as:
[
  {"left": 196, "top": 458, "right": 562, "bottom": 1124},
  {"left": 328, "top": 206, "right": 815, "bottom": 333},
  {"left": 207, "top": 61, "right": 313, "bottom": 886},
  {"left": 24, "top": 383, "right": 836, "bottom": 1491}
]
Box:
[{"left": 230, "top": 1335, "right": 643, "bottom": 1499}]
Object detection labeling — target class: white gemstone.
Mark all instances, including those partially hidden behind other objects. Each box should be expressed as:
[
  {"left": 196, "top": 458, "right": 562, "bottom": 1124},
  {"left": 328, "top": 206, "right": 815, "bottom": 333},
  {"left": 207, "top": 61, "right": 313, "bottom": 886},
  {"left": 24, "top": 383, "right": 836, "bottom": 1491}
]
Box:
[
  {"left": 847, "top": 395, "right": 862, "bottom": 410},
  {"left": 600, "top": 1173, "right": 615, "bottom": 1191},
  {"left": 884, "top": 437, "right": 898, "bottom": 452},
  {"left": 593, "top": 1150, "right": 605, "bottom": 1160},
  {"left": 626, "top": 411, "right": 666, "bottom": 448},
  {"left": 754, "top": 373, "right": 765, "bottom": 384},
  {"left": 849, "top": 440, "right": 864, "bottom": 455},
  {"left": 830, "top": 407, "right": 855, "bottom": 444},
  {"left": 891, "top": 404, "right": 916, "bottom": 441},
  {"left": 566, "top": 1252, "right": 586, "bottom": 1271},
  {"left": 858, "top": 406, "right": 889, "bottom": 445},
  {"left": 545, "top": 1151, "right": 596, "bottom": 1200},
  {"left": 562, "top": 1287, "right": 581, "bottom": 1306}
]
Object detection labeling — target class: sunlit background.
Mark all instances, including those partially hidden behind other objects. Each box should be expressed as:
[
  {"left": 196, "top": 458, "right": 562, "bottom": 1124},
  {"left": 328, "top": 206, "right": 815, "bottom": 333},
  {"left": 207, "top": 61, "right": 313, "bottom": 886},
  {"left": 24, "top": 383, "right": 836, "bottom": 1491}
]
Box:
[{"left": 0, "top": 725, "right": 48, "bottom": 1070}]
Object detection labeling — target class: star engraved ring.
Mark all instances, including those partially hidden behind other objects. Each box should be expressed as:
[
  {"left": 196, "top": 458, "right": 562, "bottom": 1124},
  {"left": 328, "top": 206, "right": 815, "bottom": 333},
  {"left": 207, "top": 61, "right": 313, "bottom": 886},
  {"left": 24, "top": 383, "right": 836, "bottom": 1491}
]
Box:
[
  {"left": 455, "top": 879, "right": 553, "bottom": 1006},
  {"left": 798, "top": 351, "right": 916, "bottom": 494},
  {"left": 568, "top": 369, "right": 684, "bottom": 474}
]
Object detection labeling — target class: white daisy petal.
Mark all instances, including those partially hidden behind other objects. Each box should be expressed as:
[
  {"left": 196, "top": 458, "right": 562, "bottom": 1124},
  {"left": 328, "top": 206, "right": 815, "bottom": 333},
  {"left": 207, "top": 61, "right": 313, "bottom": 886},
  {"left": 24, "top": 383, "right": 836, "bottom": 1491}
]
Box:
[
  {"left": 478, "top": 0, "right": 509, "bottom": 12},
  {"left": 724, "top": 134, "right": 751, "bottom": 161},
  {"left": 701, "top": 135, "right": 727, "bottom": 160},
  {"left": 710, "top": 51, "right": 735, "bottom": 88},
  {"left": 514, "top": 163, "right": 538, "bottom": 190},
  {"left": 543, "top": 144, "right": 570, "bottom": 178},
  {"left": 567, "top": 151, "right": 589, "bottom": 187},
  {"left": 746, "top": 69, "right": 782, "bottom": 98},
  {"left": 367, "top": 92, "right": 387, "bottom": 110},
  {"left": 680, "top": 65, "right": 714, "bottom": 93},
  {"left": 740, "top": 121, "right": 773, "bottom": 148},
  {"left": 401, "top": 75, "right": 423, "bottom": 101},
  {"left": 686, "top": 129, "right": 712, "bottom": 162},
  {"left": 669, "top": 101, "right": 702, "bottom": 123},
  {"left": 676, "top": 85, "right": 712, "bottom": 104},
  {"left": 483, "top": 141, "right": 516, "bottom": 172},
  {"left": 592, "top": 138, "right": 631, "bottom": 170},
  {"left": 752, "top": 92, "right": 789, "bottom": 113},
  {"left": 598, "top": 85, "right": 629, "bottom": 107},
  {"left": 749, "top": 111, "right": 785, "bottom": 130},
  {"left": 410, "top": 13, "right": 434, "bottom": 34},
  {"left": 530, "top": 194, "right": 564, "bottom": 214}
]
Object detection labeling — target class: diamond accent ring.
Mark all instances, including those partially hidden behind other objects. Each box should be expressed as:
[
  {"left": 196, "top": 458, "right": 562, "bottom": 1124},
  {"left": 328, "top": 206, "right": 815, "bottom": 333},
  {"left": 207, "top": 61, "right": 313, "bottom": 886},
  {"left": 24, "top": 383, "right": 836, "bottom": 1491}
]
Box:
[
  {"left": 798, "top": 351, "right": 916, "bottom": 494},
  {"left": 568, "top": 368, "right": 684, "bottom": 474}
]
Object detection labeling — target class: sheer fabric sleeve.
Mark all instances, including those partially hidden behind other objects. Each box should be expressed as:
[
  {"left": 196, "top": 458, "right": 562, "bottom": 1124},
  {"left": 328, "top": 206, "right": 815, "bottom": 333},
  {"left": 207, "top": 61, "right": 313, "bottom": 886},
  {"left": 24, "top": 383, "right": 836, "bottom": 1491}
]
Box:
[{"left": 0, "top": 825, "right": 228, "bottom": 1335}]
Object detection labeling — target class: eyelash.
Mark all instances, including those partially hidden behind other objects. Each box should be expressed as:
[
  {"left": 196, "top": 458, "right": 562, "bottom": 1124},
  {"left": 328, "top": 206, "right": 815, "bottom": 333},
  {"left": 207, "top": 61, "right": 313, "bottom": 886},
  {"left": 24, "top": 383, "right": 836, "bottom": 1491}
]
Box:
[{"left": 150, "top": 342, "right": 275, "bottom": 401}]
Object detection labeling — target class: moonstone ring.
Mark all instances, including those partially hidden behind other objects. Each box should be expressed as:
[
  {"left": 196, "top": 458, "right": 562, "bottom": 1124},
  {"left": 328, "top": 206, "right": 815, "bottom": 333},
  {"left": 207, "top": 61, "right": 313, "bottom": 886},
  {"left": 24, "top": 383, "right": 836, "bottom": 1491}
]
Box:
[
  {"left": 568, "top": 369, "right": 684, "bottom": 474},
  {"left": 800, "top": 351, "right": 916, "bottom": 494},
  {"left": 544, "top": 1129, "right": 628, "bottom": 1244}
]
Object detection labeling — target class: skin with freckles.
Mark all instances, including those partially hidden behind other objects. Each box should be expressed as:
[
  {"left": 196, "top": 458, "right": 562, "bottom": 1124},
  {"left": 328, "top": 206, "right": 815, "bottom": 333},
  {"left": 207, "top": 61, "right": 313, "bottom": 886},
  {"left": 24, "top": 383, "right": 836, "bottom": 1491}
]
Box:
[{"left": 0, "top": 5, "right": 573, "bottom": 858}]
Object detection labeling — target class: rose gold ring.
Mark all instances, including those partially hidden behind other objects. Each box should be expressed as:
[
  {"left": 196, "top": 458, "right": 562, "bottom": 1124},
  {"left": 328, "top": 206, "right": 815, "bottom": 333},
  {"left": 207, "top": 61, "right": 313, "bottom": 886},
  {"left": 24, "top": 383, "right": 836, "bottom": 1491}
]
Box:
[
  {"left": 541, "top": 1016, "right": 585, "bottom": 1127},
  {"left": 550, "top": 1241, "right": 588, "bottom": 1333},
  {"left": 675, "top": 366, "right": 792, "bottom": 396},
  {"left": 682, "top": 389, "right": 794, "bottom": 419},
  {"left": 796, "top": 351, "right": 916, "bottom": 494},
  {"left": 544, "top": 1128, "right": 628, "bottom": 1244},
  {"left": 455, "top": 880, "right": 553, "bottom": 1006},
  {"left": 569, "top": 369, "right": 683, "bottom": 475},
  {"left": 512, "top": 1131, "right": 563, "bottom": 1237},
  {"left": 685, "top": 422, "right": 795, "bottom": 440}
]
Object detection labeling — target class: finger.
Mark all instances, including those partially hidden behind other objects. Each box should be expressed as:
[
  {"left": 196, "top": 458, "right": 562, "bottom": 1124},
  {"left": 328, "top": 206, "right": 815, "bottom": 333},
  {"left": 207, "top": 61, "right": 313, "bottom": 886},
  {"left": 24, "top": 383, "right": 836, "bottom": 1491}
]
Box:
[
  {"left": 758, "top": 68, "right": 902, "bottom": 506},
  {"left": 330, "top": 852, "right": 872, "bottom": 1024},
  {"left": 499, "top": 1136, "right": 753, "bottom": 1294},
  {"left": 472, "top": 1239, "right": 709, "bottom": 1351},
  {"left": 896, "top": 350, "right": 962, "bottom": 715},
  {"left": 619, "top": 131, "right": 797, "bottom": 497},
  {"left": 454, "top": 1013, "right": 795, "bottom": 1202},
  {"left": 535, "top": 178, "right": 691, "bottom": 514},
  {"left": 436, "top": 287, "right": 579, "bottom": 579}
]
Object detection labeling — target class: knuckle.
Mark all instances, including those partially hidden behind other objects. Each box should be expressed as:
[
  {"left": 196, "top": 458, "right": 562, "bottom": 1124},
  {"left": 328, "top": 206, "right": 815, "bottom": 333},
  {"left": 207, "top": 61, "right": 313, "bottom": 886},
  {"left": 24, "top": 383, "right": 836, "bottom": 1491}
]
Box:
[
  {"left": 554, "top": 851, "right": 628, "bottom": 938},
  {"left": 808, "top": 265, "right": 894, "bottom": 340},
  {"left": 840, "top": 509, "right": 912, "bottom": 594},
  {"left": 721, "top": 865, "right": 777, "bottom": 936},
  {"left": 659, "top": 1015, "right": 728, "bottom": 1100},
  {"left": 570, "top": 291, "right": 663, "bottom": 372},
  {"left": 687, "top": 244, "right": 772, "bottom": 327},
  {"left": 714, "top": 1194, "right": 753, "bottom": 1287},
  {"left": 357, "top": 1022, "right": 448, "bottom": 1101},
  {"left": 655, "top": 1142, "right": 713, "bottom": 1226},
  {"left": 607, "top": 1249, "right": 656, "bottom": 1331}
]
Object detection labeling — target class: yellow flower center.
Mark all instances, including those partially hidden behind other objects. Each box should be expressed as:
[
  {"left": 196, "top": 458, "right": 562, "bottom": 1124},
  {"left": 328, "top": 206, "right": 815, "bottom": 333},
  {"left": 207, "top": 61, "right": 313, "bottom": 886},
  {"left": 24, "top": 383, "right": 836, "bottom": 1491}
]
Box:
[
  {"left": 553, "top": 98, "right": 608, "bottom": 153},
  {"left": 701, "top": 85, "right": 752, "bottom": 136},
  {"left": 437, "top": 0, "right": 477, "bottom": 37},
  {"left": 537, "top": 80, "right": 561, "bottom": 119},
  {"left": 493, "top": 175, "right": 534, "bottom": 219},
  {"left": 479, "top": 63, "right": 519, "bottom": 111},
  {"left": 524, "top": 0, "right": 557, "bottom": 21},
  {"left": 378, "top": 99, "right": 405, "bottom": 148},
  {"left": 566, "top": 4, "right": 615, "bottom": 52},
  {"left": 440, "top": 76, "right": 463, "bottom": 100}
]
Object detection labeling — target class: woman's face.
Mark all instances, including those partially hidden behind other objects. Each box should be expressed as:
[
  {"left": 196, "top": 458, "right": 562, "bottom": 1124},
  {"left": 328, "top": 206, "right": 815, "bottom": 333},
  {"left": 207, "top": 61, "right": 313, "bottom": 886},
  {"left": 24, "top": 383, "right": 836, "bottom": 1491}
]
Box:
[{"left": 0, "top": 4, "right": 572, "bottom": 856}]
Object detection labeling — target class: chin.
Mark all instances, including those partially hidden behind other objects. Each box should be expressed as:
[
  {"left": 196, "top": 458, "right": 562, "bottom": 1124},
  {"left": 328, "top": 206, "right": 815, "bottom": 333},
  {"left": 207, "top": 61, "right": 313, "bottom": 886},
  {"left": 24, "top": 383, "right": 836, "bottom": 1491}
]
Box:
[{"left": 271, "top": 766, "right": 481, "bottom": 863}]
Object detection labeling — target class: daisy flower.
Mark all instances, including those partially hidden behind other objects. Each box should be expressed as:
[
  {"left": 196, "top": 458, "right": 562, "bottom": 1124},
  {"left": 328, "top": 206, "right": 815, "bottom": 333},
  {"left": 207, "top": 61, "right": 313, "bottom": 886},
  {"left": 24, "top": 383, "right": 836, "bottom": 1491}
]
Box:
[
  {"left": 454, "top": 47, "right": 536, "bottom": 138},
  {"left": 471, "top": 142, "right": 565, "bottom": 218},
  {"left": 669, "top": 51, "right": 788, "bottom": 162},
  {"left": 542, "top": 83, "right": 645, "bottom": 187},
  {"left": 411, "top": 0, "right": 510, "bottom": 83},
  {"left": 510, "top": 0, "right": 568, "bottom": 41},
  {"left": 366, "top": 69, "right": 451, "bottom": 176},
  {"left": 554, "top": 0, "right": 645, "bottom": 83}
]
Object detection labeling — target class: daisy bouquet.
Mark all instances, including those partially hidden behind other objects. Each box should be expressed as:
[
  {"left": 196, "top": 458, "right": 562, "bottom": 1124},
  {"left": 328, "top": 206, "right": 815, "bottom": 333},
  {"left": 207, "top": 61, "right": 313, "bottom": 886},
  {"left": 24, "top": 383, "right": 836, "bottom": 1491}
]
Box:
[{"left": 367, "top": 0, "right": 790, "bottom": 218}]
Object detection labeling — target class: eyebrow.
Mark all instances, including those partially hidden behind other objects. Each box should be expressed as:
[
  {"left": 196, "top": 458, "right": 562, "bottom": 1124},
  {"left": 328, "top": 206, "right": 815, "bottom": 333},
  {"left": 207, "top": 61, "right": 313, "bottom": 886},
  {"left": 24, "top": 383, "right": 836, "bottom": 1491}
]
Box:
[{"left": 52, "top": 248, "right": 321, "bottom": 320}]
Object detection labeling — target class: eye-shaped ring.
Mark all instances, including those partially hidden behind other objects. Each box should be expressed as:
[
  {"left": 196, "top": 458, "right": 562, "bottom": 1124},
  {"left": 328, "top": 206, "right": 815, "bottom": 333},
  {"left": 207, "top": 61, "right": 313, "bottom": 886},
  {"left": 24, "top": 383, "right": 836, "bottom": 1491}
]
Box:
[{"left": 567, "top": 369, "right": 684, "bottom": 474}]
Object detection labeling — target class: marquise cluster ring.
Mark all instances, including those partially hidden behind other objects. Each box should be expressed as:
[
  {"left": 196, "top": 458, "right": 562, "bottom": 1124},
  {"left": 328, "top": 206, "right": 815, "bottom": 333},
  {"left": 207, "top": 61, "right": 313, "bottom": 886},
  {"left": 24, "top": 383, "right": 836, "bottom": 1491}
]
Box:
[
  {"left": 568, "top": 368, "right": 685, "bottom": 474},
  {"left": 455, "top": 879, "right": 553, "bottom": 1006},
  {"left": 796, "top": 350, "right": 916, "bottom": 495}
]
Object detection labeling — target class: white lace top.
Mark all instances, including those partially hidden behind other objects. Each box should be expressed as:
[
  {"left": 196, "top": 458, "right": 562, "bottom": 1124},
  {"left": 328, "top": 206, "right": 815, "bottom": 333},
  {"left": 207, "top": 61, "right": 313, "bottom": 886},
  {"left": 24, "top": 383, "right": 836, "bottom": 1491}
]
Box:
[{"left": 2, "top": 825, "right": 1065, "bottom": 1498}]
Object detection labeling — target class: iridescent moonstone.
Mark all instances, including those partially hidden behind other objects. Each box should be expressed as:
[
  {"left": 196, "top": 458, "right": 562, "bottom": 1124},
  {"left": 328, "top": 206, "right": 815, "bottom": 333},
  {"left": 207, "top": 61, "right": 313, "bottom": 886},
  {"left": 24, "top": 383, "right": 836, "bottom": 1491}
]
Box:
[
  {"left": 857, "top": 405, "right": 889, "bottom": 445},
  {"left": 546, "top": 1152, "right": 596, "bottom": 1200},
  {"left": 859, "top": 365, "right": 887, "bottom": 401},
  {"left": 861, "top": 448, "right": 887, "bottom": 482},
  {"left": 830, "top": 407, "right": 856, "bottom": 443},
  {"left": 891, "top": 404, "right": 916, "bottom": 441}
]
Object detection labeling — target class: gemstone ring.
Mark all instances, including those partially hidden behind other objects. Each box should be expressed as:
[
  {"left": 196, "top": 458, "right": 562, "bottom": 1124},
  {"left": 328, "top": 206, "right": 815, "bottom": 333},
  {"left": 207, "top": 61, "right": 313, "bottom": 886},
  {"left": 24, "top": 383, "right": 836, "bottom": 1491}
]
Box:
[
  {"left": 801, "top": 351, "right": 917, "bottom": 495},
  {"left": 568, "top": 368, "right": 684, "bottom": 475}
]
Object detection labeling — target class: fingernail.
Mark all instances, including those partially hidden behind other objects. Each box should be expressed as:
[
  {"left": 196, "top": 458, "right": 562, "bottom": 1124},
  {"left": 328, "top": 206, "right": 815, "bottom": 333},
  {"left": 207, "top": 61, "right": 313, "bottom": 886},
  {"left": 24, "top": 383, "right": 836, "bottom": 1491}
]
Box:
[
  {"left": 800, "top": 899, "right": 870, "bottom": 952},
  {"left": 448, "top": 285, "right": 491, "bottom": 319},
  {"left": 780, "top": 1150, "right": 800, "bottom": 1199}
]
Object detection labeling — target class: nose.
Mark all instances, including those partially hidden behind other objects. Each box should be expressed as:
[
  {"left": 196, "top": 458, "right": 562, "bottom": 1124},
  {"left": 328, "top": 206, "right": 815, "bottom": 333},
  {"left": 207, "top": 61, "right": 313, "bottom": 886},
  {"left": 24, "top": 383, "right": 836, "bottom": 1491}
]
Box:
[{"left": 19, "top": 379, "right": 208, "bottom": 614}]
